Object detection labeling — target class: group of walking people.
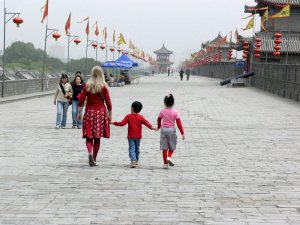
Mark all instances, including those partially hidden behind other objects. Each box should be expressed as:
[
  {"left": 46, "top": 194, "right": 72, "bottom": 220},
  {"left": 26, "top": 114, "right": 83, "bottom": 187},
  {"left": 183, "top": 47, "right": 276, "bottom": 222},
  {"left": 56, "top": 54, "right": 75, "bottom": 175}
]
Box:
[
  {"left": 54, "top": 71, "right": 84, "bottom": 129},
  {"left": 179, "top": 68, "right": 191, "bottom": 81},
  {"left": 54, "top": 66, "right": 185, "bottom": 169}
]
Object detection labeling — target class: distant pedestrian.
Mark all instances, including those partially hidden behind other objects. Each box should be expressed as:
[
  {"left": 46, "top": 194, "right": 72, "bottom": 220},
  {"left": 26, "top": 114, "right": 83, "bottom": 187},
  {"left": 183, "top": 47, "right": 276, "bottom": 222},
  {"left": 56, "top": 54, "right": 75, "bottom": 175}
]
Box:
[
  {"left": 54, "top": 74, "right": 73, "bottom": 129},
  {"left": 186, "top": 69, "right": 191, "bottom": 81},
  {"left": 156, "top": 94, "right": 185, "bottom": 169},
  {"left": 167, "top": 67, "right": 170, "bottom": 76},
  {"left": 110, "top": 101, "right": 156, "bottom": 168},
  {"left": 179, "top": 69, "right": 184, "bottom": 81},
  {"left": 77, "top": 66, "right": 112, "bottom": 167},
  {"left": 71, "top": 71, "right": 84, "bottom": 129}
]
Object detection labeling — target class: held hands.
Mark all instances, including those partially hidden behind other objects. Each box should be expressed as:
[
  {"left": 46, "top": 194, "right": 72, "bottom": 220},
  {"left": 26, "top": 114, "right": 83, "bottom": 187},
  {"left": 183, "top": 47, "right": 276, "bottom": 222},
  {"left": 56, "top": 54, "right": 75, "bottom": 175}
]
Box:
[
  {"left": 77, "top": 112, "right": 82, "bottom": 121},
  {"left": 151, "top": 127, "right": 159, "bottom": 131}
]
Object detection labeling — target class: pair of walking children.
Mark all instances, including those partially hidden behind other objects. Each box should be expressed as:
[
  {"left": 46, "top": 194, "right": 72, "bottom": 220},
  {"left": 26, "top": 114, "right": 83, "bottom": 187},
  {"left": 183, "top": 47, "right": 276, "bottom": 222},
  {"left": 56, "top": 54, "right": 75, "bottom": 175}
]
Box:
[{"left": 111, "top": 94, "right": 185, "bottom": 169}]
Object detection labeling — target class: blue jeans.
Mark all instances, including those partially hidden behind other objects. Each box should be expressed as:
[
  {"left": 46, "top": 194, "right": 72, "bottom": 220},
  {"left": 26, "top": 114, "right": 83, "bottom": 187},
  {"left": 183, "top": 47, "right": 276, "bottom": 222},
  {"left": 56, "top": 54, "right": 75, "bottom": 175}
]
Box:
[
  {"left": 56, "top": 101, "right": 69, "bottom": 128},
  {"left": 72, "top": 100, "right": 82, "bottom": 127},
  {"left": 128, "top": 139, "right": 141, "bottom": 161}
]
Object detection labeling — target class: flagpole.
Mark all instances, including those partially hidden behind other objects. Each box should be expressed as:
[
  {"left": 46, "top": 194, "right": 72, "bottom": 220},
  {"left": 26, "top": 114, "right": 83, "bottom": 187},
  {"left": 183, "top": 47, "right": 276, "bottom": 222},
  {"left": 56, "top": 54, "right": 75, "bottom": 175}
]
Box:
[
  {"left": 67, "top": 33, "right": 70, "bottom": 74},
  {"left": 96, "top": 46, "right": 98, "bottom": 63},
  {"left": 41, "top": 24, "right": 48, "bottom": 92},
  {"left": 105, "top": 44, "right": 108, "bottom": 62},
  {"left": 66, "top": 33, "right": 78, "bottom": 74},
  {"left": 85, "top": 35, "right": 88, "bottom": 75}
]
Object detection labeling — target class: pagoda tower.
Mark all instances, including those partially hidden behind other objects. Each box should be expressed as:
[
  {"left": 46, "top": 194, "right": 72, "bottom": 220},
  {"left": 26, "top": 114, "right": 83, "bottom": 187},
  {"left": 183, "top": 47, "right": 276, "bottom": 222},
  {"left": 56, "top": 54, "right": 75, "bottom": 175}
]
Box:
[{"left": 154, "top": 44, "right": 174, "bottom": 73}]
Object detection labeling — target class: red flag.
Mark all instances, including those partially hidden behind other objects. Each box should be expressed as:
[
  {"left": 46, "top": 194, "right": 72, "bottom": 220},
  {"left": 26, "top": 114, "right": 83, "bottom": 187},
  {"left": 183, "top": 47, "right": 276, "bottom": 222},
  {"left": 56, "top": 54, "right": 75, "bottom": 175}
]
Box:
[
  {"left": 95, "top": 21, "right": 99, "bottom": 36},
  {"left": 65, "top": 13, "right": 71, "bottom": 35},
  {"left": 41, "top": 0, "right": 49, "bottom": 23},
  {"left": 86, "top": 20, "right": 90, "bottom": 36},
  {"left": 103, "top": 27, "right": 107, "bottom": 43}
]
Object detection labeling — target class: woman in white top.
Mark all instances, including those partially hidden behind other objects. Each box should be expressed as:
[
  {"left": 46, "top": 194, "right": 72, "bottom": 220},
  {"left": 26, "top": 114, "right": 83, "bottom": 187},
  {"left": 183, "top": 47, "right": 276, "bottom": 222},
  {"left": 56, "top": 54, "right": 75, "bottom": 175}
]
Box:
[{"left": 54, "top": 74, "right": 73, "bottom": 129}]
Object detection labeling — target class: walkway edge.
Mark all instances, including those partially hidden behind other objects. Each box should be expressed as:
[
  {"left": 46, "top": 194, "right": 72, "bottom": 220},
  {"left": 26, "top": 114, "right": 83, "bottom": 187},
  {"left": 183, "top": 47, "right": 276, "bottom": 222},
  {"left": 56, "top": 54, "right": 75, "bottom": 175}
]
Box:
[{"left": 0, "top": 91, "right": 55, "bottom": 104}]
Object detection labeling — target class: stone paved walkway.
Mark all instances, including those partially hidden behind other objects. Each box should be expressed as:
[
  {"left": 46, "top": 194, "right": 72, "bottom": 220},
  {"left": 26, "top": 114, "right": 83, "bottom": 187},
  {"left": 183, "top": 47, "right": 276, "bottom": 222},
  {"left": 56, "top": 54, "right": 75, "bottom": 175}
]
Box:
[{"left": 0, "top": 74, "right": 299, "bottom": 225}]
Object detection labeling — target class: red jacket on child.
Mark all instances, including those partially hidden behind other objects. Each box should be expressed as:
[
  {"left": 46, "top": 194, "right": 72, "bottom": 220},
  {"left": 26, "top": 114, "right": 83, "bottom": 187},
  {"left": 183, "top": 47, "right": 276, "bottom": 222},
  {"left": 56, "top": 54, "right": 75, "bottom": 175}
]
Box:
[{"left": 113, "top": 113, "right": 153, "bottom": 139}]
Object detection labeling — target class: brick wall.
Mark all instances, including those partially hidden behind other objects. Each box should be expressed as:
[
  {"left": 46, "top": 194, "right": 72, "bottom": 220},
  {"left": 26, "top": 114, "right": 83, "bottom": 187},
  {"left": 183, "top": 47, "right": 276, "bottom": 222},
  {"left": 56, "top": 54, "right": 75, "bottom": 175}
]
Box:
[
  {"left": 194, "top": 63, "right": 300, "bottom": 102},
  {"left": 0, "top": 77, "right": 72, "bottom": 98}
]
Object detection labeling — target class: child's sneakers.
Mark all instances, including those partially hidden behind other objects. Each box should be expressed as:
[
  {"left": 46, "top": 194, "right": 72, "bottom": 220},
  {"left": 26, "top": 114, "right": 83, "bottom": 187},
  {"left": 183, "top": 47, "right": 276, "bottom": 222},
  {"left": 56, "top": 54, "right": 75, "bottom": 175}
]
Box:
[
  {"left": 166, "top": 157, "right": 174, "bottom": 167},
  {"left": 163, "top": 164, "right": 168, "bottom": 169},
  {"left": 130, "top": 161, "right": 137, "bottom": 168}
]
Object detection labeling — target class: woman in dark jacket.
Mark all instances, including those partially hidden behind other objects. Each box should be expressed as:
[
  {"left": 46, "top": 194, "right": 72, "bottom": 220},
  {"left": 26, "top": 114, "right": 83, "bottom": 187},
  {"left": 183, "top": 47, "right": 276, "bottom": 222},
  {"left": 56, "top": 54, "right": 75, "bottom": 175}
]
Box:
[{"left": 71, "top": 71, "right": 84, "bottom": 129}]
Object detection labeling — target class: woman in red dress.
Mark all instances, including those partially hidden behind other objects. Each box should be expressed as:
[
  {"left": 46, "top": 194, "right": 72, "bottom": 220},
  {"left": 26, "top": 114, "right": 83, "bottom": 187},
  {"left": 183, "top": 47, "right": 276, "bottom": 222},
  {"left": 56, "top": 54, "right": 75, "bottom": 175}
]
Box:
[{"left": 77, "top": 66, "right": 112, "bottom": 167}]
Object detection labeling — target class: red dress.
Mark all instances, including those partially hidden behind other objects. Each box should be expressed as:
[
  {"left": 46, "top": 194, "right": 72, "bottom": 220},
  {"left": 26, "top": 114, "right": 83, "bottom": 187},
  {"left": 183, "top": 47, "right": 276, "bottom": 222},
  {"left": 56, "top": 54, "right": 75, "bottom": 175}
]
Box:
[{"left": 78, "top": 84, "right": 112, "bottom": 139}]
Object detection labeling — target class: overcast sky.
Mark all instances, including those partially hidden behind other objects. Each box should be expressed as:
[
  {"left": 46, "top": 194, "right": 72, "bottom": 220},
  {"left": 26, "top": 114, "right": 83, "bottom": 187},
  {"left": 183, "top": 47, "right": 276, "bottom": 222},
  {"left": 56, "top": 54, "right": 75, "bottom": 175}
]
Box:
[{"left": 0, "top": 0, "right": 260, "bottom": 65}]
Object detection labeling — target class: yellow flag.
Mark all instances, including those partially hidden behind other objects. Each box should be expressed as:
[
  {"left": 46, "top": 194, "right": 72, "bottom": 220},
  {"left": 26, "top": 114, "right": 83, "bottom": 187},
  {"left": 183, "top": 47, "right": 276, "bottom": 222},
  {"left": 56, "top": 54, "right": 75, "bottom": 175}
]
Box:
[
  {"left": 113, "top": 30, "right": 116, "bottom": 44},
  {"left": 261, "top": 8, "right": 268, "bottom": 31},
  {"left": 117, "top": 33, "right": 126, "bottom": 46},
  {"left": 242, "top": 17, "right": 254, "bottom": 31},
  {"left": 270, "top": 3, "right": 290, "bottom": 18}
]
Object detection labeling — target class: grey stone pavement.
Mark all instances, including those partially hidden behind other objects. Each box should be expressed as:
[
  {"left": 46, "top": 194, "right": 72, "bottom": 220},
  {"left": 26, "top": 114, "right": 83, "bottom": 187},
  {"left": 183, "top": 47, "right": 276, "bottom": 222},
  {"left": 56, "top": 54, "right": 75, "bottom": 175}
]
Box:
[{"left": 0, "top": 74, "right": 300, "bottom": 225}]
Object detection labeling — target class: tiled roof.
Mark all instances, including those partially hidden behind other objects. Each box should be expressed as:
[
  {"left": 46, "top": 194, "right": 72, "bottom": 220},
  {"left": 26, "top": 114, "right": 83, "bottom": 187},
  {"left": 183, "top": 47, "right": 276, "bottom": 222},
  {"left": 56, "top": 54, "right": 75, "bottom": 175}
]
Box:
[
  {"left": 154, "top": 44, "right": 173, "bottom": 54},
  {"left": 257, "top": 32, "right": 300, "bottom": 54},
  {"left": 256, "top": 0, "right": 300, "bottom": 6}
]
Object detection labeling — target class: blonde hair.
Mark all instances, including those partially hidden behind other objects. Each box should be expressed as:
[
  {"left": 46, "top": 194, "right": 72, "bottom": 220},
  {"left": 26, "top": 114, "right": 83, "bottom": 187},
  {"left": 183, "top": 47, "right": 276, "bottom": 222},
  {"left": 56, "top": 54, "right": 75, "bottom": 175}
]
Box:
[{"left": 86, "top": 66, "right": 107, "bottom": 94}]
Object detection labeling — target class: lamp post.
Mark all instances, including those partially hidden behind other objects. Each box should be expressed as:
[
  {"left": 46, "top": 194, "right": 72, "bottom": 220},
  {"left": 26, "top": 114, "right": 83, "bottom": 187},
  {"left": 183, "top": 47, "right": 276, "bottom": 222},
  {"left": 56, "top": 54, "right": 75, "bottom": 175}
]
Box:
[
  {"left": 66, "top": 34, "right": 79, "bottom": 74},
  {"left": 2, "top": 2, "right": 23, "bottom": 97},
  {"left": 85, "top": 39, "right": 99, "bottom": 74},
  {"left": 41, "top": 26, "right": 60, "bottom": 92}
]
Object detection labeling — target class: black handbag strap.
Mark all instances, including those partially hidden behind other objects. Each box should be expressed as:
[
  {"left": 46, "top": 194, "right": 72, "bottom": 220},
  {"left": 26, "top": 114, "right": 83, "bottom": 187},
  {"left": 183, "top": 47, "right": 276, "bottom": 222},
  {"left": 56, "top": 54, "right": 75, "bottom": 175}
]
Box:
[{"left": 59, "top": 83, "right": 66, "bottom": 95}]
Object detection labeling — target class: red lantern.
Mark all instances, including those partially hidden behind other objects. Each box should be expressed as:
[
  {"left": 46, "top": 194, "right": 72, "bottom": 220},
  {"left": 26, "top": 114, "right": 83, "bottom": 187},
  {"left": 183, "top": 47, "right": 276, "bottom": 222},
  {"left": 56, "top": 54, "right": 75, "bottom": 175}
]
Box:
[
  {"left": 52, "top": 32, "right": 61, "bottom": 41},
  {"left": 13, "top": 16, "right": 23, "bottom": 27},
  {"left": 254, "top": 54, "right": 261, "bottom": 58},
  {"left": 254, "top": 49, "right": 261, "bottom": 54},
  {"left": 219, "top": 51, "right": 223, "bottom": 62},
  {"left": 100, "top": 44, "right": 105, "bottom": 50},
  {"left": 92, "top": 42, "right": 98, "bottom": 48},
  {"left": 227, "top": 49, "right": 233, "bottom": 61},
  {"left": 110, "top": 47, "right": 115, "bottom": 52},
  {"left": 273, "top": 33, "right": 282, "bottom": 57},
  {"left": 74, "top": 38, "right": 81, "bottom": 45},
  {"left": 254, "top": 36, "right": 262, "bottom": 59},
  {"left": 274, "top": 45, "right": 281, "bottom": 51},
  {"left": 255, "top": 38, "right": 262, "bottom": 42},
  {"left": 242, "top": 41, "right": 250, "bottom": 59},
  {"left": 274, "top": 33, "right": 282, "bottom": 39},
  {"left": 117, "top": 48, "right": 122, "bottom": 53},
  {"left": 274, "top": 39, "right": 282, "bottom": 45},
  {"left": 255, "top": 43, "right": 262, "bottom": 48},
  {"left": 124, "top": 51, "right": 129, "bottom": 55}
]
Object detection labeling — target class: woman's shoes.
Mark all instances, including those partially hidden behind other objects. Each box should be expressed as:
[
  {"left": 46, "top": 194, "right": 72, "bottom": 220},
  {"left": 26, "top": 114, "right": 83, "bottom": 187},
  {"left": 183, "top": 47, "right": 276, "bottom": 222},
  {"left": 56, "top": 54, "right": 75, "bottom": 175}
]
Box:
[{"left": 88, "top": 155, "right": 98, "bottom": 167}]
